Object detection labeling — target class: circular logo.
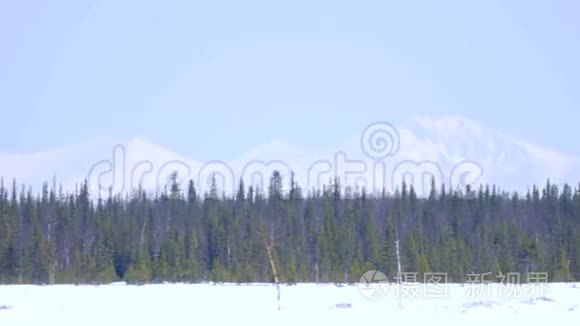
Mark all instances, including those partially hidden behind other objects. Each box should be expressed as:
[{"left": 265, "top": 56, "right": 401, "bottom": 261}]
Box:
[
  {"left": 360, "top": 122, "right": 400, "bottom": 159},
  {"left": 358, "top": 270, "right": 389, "bottom": 300}
]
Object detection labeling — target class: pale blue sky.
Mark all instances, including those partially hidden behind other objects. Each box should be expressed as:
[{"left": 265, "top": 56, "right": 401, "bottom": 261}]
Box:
[{"left": 1, "top": 0, "right": 579, "bottom": 160}]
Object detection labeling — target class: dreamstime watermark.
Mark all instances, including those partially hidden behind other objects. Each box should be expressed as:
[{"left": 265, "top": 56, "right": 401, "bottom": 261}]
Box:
[{"left": 86, "top": 121, "right": 485, "bottom": 198}]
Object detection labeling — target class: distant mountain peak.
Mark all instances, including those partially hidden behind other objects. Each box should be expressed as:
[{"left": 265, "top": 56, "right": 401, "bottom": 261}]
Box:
[
  {"left": 408, "top": 115, "right": 499, "bottom": 140},
  {"left": 0, "top": 116, "right": 579, "bottom": 196}
]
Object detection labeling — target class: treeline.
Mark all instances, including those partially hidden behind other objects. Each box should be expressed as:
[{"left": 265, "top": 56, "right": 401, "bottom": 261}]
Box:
[{"left": 0, "top": 172, "right": 578, "bottom": 285}]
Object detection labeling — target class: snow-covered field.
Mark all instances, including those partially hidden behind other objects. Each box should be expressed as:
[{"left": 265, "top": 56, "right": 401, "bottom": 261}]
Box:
[{"left": 1, "top": 282, "right": 578, "bottom": 325}]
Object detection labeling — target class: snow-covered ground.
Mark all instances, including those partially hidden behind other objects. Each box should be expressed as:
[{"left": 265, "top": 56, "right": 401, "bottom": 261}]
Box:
[{"left": 0, "top": 282, "right": 578, "bottom": 325}]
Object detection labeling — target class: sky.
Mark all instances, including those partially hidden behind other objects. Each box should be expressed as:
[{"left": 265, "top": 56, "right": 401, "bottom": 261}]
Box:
[{"left": 1, "top": 0, "right": 579, "bottom": 161}]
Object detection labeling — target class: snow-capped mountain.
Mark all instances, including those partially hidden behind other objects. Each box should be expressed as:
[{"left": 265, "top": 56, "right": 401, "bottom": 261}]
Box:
[
  {"left": 0, "top": 136, "right": 203, "bottom": 197},
  {"left": 1, "top": 116, "right": 578, "bottom": 197},
  {"left": 400, "top": 116, "right": 580, "bottom": 193}
]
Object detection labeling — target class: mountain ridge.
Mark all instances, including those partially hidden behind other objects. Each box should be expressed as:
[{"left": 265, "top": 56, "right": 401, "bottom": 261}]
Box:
[{"left": 1, "top": 116, "right": 578, "bottom": 196}]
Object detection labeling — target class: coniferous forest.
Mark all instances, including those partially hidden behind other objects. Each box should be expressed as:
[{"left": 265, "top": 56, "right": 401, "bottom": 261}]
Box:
[{"left": 0, "top": 172, "right": 578, "bottom": 285}]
